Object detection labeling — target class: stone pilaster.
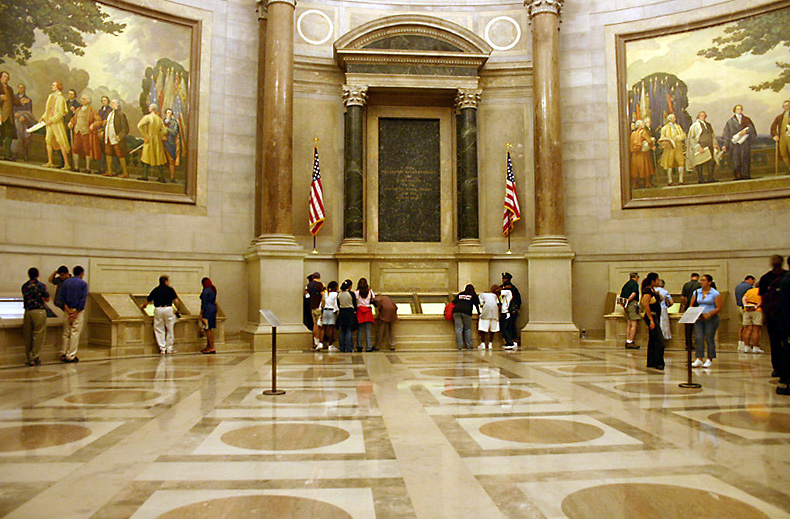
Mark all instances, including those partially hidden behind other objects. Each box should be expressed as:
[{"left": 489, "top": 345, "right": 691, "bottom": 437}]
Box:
[
  {"left": 522, "top": 0, "right": 579, "bottom": 348},
  {"left": 341, "top": 85, "right": 367, "bottom": 246}
]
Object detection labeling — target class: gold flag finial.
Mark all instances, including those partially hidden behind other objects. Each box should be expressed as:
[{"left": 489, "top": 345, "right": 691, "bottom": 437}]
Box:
[{"left": 506, "top": 142, "right": 513, "bottom": 150}]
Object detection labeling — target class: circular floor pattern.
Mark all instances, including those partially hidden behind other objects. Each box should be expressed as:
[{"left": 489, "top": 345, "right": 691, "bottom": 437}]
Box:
[
  {"left": 441, "top": 386, "right": 531, "bottom": 401},
  {"left": 512, "top": 353, "right": 582, "bottom": 362},
  {"left": 155, "top": 495, "right": 352, "bottom": 519},
  {"left": 64, "top": 389, "right": 162, "bottom": 405},
  {"left": 480, "top": 417, "right": 605, "bottom": 444},
  {"left": 221, "top": 423, "right": 350, "bottom": 451},
  {"left": 0, "top": 424, "right": 92, "bottom": 452},
  {"left": 278, "top": 355, "right": 347, "bottom": 364},
  {"left": 613, "top": 382, "right": 704, "bottom": 395},
  {"left": 707, "top": 410, "right": 790, "bottom": 433},
  {"left": 255, "top": 389, "right": 348, "bottom": 404},
  {"left": 705, "top": 362, "right": 767, "bottom": 371},
  {"left": 0, "top": 370, "right": 59, "bottom": 381},
  {"left": 126, "top": 370, "right": 202, "bottom": 380},
  {"left": 561, "top": 483, "right": 770, "bottom": 519},
  {"left": 420, "top": 368, "right": 484, "bottom": 378},
  {"left": 557, "top": 365, "right": 628, "bottom": 375},
  {"left": 399, "top": 355, "right": 485, "bottom": 364},
  {"left": 278, "top": 368, "right": 346, "bottom": 379}
]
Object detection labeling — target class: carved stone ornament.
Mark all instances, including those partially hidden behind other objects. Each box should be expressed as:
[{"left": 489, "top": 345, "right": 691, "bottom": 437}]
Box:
[
  {"left": 256, "top": 0, "right": 267, "bottom": 20},
  {"left": 525, "top": 0, "right": 563, "bottom": 18},
  {"left": 342, "top": 85, "right": 369, "bottom": 107},
  {"left": 455, "top": 89, "right": 482, "bottom": 110},
  {"left": 265, "top": 0, "right": 297, "bottom": 8}
]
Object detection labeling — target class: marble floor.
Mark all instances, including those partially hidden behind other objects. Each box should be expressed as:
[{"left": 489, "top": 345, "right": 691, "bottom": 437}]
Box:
[{"left": 0, "top": 346, "right": 789, "bottom": 519}]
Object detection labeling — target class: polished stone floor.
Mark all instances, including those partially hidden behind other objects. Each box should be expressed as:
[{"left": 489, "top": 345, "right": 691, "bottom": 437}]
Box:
[{"left": 0, "top": 346, "right": 789, "bottom": 519}]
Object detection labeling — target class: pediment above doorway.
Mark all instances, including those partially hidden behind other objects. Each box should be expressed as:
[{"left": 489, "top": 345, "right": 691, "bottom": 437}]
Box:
[{"left": 334, "top": 14, "right": 492, "bottom": 87}]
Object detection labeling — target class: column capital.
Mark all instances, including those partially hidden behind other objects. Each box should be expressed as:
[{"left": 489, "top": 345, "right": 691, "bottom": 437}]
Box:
[
  {"left": 342, "top": 85, "right": 369, "bottom": 108},
  {"left": 455, "top": 89, "right": 482, "bottom": 110},
  {"left": 256, "top": 0, "right": 268, "bottom": 20},
  {"left": 525, "top": 0, "right": 563, "bottom": 18},
  {"left": 266, "top": 0, "right": 297, "bottom": 8}
]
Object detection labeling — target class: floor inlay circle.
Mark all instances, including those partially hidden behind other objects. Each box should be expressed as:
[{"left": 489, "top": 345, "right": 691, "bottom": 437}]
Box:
[
  {"left": 0, "top": 370, "right": 59, "bottom": 381},
  {"left": 255, "top": 389, "right": 348, "bottom": 404},
  {"left": 64, "top": 389, "right": 162, "bottom": 404},
  {"left": 278, "top": 355, "right": 347, "bottom": 364},
  {"left": 155, "top": 495, "right": 352, "bottom": 519},
  {"left": 0, "top": 424, "right": 92, "bottom": 452},
  {"left": 557, "top": 365, "right": 628, "bottom": 374},
  {"left": 278, "top": 368, "right": 346, "bottom": 379},
  {"left": 480, "top": 418, "right": 605, "bottom": 444},
  {"left": 420, "top": 368, "right": 485, "bottom": 378},
  {"left": 220, "top": 423, "right": 350, "bottom": 451},
  {"left": 561, "top": 483, "right": 770, "bottom": 519},
  {"left": 512, "top": 353, "right": 582, "bottom": 362},
  {"left": 707, "top": 410, "right": 790, "bottom": 433},
  {"left": 441, "top": 386, "right": 531, "bottom": 401},
  {"left": 614, "top": 382, "right": 703, "bottom": 395},
  {"left": 126, "top": 370, "right": 201, "bottom": 380}
]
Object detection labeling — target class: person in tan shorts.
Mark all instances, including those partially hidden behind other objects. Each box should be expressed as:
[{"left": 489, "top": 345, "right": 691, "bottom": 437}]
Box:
[{"left": 742, "top": 284, "right": 764, "bottom": 354}]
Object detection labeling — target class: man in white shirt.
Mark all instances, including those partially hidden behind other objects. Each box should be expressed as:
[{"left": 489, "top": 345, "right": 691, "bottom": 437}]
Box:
[{"left": 478, "top": 285, "right": 500, "bottom": 350}]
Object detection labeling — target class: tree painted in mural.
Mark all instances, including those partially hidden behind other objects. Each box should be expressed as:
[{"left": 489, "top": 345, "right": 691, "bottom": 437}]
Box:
[
  {"left": 698, "top": 7, "right": 790, "bottom": 92},
  {"left": 627, "top": 72, "right": 692, "bottom": 131},
  {"left": 0, "top": 0, "right": 125, "bottom": 65}
]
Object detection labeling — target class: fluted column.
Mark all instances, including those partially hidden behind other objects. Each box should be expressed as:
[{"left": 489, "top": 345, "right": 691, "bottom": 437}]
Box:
[
  {"left": 522, "top": 0, "right": 579, "bottom": 348},
  {"left": 259, "top": 0, "right": 296, "bottom": 237},
  {"left": 455, "top": 89, "right": 480, "bottom": 241},
  {"left": 342, "top": 85, "right": 367, "bottom": 242}
]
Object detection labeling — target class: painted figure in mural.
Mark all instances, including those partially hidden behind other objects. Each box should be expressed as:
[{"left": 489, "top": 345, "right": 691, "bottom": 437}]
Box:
[
  {"left": 0, "top": 71, "right": 19, "bottom": 161},
  {"left": 68, "top": 95, "right": 102, "bottom": 174},
  {"left": 630, "top": 119, "right": 655, "bottom": 188},
  {"left": 721, "top": 104, "right": 757, "bottom": 180},
  {"left": 96, "top": 96, "right": 118, "bottom": 175},
  {"left": 137, "top": 103, "right": 168, "bottom": 182},
  {"left": 163, "top": 108, "right": 180, "bottom": 183},
  {"left": 103, "top": 99, "right": 129, "bottom": 178},
  {"left": 13, "top": 83, "right": 34, "bottom": 162},
  {"left": 686, "top": 111, "right": 719, "bottom": 184},
  {"left": 659, "top": 114, "right": 686, "bottom": 186},
  {"left": 643, "top": 116, "right": 660, "bottom": 173},
  {"left": 41, "top": 81, "right": 71, "bottom": 169},
  {"left": 770, "top": 100, "right": 790, "bottom": 174},
  {"left": 65, "top": 89, "right": 79, "bottom": 128}
]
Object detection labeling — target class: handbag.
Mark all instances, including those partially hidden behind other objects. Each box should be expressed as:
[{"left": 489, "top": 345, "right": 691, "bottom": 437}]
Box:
[{"left": 444, "top": 302, "right": 455, "bottom": 320}]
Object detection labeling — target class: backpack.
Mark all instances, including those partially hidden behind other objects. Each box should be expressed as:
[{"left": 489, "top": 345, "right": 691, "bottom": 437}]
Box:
[{"left": 762, "top": 276, "right": 784, "bottom": 319}]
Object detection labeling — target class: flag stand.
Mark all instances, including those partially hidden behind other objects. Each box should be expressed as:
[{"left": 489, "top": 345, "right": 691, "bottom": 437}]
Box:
[
  {"left": 312, "top": 235, "right": 318, "bottom": 255},
  {"left": 506, "top": 233, "right": 512, "bottom": 254}
]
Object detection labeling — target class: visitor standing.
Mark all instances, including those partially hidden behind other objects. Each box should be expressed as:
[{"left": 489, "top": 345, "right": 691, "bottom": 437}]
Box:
[
  {"left": 60, "top": 265, "right": 88, "bottom": 363},
  {"left": 355, "top": 278, "right": 376, "bottom": 352},
  {"left": 142, "top": 275, "right": 180, "bottom": 354},
  {"left": 199, "top": 277, "right": 217, "bottom": 354},
  {"left": 21, "top": 268, "right": 49, "bottom": 366},
  {"left": 453, "top": 284, "right": 479, "bottom": 350}
]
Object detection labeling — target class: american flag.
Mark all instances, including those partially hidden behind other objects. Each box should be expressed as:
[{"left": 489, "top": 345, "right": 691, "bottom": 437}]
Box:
[
  {"left": 502, "top": 150, "right": 521, "bottom": 236},
  {"left": 308, "top": 146, "right": 325, "bottom": 236}
]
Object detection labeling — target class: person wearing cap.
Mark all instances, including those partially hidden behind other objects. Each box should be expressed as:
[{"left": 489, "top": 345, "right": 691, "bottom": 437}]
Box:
[
  {"left": 500, "top": 272, "right": 522, "bottom": 348},
  {"left": 307, "top": 272, "right": 325, "bottom": 350}
]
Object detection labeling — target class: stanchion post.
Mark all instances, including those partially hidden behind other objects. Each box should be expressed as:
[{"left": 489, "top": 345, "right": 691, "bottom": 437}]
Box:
[
  {"left": 260, "top": 309, "right": 285, "bottom": 396},
  {"left": 678, "top": 310, "right": 702, "bottom": 389}
]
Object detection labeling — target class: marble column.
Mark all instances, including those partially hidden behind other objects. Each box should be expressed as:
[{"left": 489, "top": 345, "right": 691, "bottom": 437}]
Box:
[
  {"left": 455, "top": 89, "right": 487, "bottom": 290},
  {"left": 254, "top": 1, "right": 268, "bottom": 237},
  {"left": 338, "top": 86, "right": 370, "bottom": 282},
  {"left": 522, "top": 0, "right": 579, "bottom": 347},
  {"left": 243, "top": 0, "right": 308, "bottom": 351}
]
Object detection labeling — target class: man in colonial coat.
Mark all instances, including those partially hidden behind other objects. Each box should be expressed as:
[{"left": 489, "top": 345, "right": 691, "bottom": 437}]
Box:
[
  {"left": 40, "top": 81, "right": 71, "bottom": 169},
  {"left": 686, "top": 111, "right": 719, "bottom": 184},
  {"left": 137, "top": 103, "right": 167, "bottom": 182},
  {"left": 770, "top": 100, "right": 790, "bottom": 174},
  {"left": 722, "top": 104, "right": 757, "bottom": 180},
  {"left": 630, "top": 120, "right": 655, "bottom": 188},
  {"left": 0, "top": 71, "right": 19, "bottom": 161},
  {"left": 659, "top": 114, "right": 686, "bottom": 186},
  {"left": 68, "top": 95, "right": 102, "bottom": 173}
]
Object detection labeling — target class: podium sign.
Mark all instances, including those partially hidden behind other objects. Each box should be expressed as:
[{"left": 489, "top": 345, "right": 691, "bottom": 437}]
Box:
[{"left": 259, "top": 309, "right": 285, "bottom": 395}]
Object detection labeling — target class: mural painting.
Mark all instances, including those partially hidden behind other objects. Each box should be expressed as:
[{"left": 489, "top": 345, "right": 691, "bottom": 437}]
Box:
[
  {"left": 0, "top": 0, "right": 197, "bottom": 198},
  {"left": 619, "top": 4, "right": 790, "bottom": 206}
]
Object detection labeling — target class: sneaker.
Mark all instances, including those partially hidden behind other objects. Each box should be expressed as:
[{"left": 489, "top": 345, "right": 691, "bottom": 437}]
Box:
[
  {"left": 315, "top": 342, "right": 324, "bottom": 350},
  {"left": 737, "top": 343, "right": 749, "bottom": 353},
  {"left": 328, "top": 345, "right": 338, "bottom": 352},
  {"left": 478, "top": 343, "right": 486, "bottom": 350},
  {"left": 166, "top": 348, "right": 174, "bottom": 354},
  {"left": 692, "top": 358, "right": 703, "bottom": 368},
  {"left": 503, "top": 344, "right": 516, "bottom": 350},
  {"left": 65, "top": 356, "right": 79, "bottom": 363},
  {"left": 750, "top": 346, "right": 764, "bottom": 354},
  {"left": 702, "top": 359, "right": 712, "bottom": 368},
  {"left": 487, "top": 343, "right": 493, "bottom": 350}
]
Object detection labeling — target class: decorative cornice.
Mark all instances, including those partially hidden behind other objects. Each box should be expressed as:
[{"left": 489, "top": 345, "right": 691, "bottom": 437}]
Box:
[
  {"left": 525, "top": 0, "right": 563, "bottom": 18},
  {"left": 256, "top": 0, "right": 268, "bottom": 20},
  {"left": 455, "top": 89, "right": 481, "bottom": 110},
  {"left": 266, "top": 0, "right": 296, "bottom": 8},
  {"left": 342, "top": 85, "right": 368, "bottom": 107}
]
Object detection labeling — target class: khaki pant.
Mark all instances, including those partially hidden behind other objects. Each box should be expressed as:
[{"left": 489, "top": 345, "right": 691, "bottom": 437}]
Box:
[
  {"left": 23, "top": 309, "right": 47, "bottom": 362},
  {"left": 153, "top": 306, "right": 176, "bottom": 353},
  {"left": 376, "top": 320, "right": 396, "bottom": 350},
  {"left": 62, "top": 310, "right": 84, "bottom": 359}
]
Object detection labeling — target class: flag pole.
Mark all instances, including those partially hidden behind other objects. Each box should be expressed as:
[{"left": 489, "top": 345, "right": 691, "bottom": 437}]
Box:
[
  {"left": 312, "top": 138, "right": 319, "bottom": 255},
  {"left": 506, "top": 143, "right": 513, "bottom": 255}
]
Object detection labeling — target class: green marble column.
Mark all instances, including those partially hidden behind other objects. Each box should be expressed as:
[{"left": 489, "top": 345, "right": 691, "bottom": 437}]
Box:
[
  {"left": 456, "top": 90, "right": 481, "bottom": 241},
  {"left": 342, "top": 86, "right": 367, "bottom": 240}
]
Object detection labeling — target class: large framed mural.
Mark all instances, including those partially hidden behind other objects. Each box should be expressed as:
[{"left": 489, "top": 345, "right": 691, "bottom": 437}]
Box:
[
  {"left": 617, "top": 2, "right": 790, "bottom": 207},
  {"left": 0, "top": 0, "right": 200, "bottom": 203}
]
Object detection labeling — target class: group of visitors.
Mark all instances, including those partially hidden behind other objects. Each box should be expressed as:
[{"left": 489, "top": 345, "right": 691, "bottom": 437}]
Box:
[
  {"left": 20, "top": 267, "right": 218, "bottom": 365},
  {"left": 451, "top": 273, "right": 522, "bottom": 351},
  {"left": 306, "top": 272, "right": 397, "bottom": 353}
]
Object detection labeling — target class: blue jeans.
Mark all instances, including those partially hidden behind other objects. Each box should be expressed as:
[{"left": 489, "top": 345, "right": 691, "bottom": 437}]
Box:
[
  {"left": 340, "top": 326, "right": 354, "bottom": 352},
  {"left": 694, "top": 314, "right": 719, "bottom": 359},
  {"left": 357, "top": 322, "right": 372, "bottom": 351},
  {"left": 453, "top": 313, "right": 472, "bottom": 349}
]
